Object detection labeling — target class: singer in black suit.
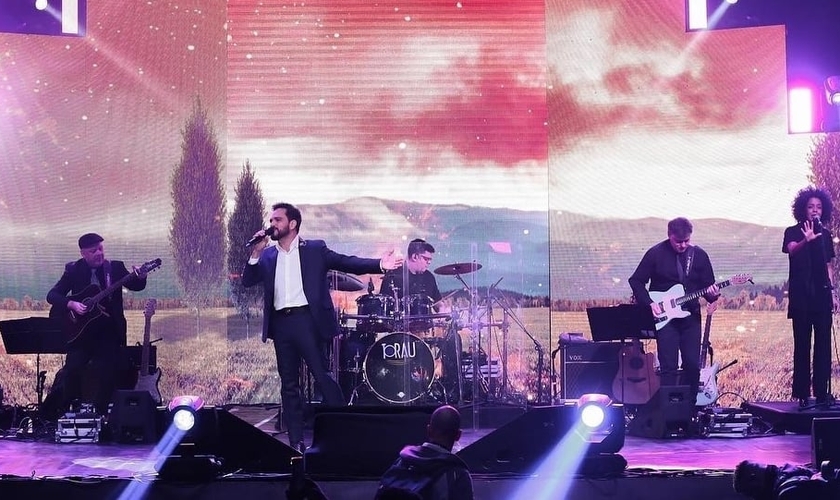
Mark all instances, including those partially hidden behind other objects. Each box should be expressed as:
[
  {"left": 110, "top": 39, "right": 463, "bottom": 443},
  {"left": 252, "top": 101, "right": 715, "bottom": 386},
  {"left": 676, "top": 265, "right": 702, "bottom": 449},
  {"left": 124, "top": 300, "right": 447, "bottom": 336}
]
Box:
[
  {"left": 783, "top": 187, "right": 840, "bottom": 408},
  {"left": 41, "top": 233, "right": 148, "bottom": 420},
  {"left": 242, "top": 202, "right": 402, "bottom": 450}
]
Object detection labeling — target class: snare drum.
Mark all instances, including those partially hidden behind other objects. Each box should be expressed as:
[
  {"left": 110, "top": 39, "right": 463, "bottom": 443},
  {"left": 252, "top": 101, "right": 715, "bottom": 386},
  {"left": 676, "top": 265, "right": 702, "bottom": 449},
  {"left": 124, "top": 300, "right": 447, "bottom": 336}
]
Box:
[
  {"left": 363, "top": 332, "right": 435, "bottom": 404},
  {"left": 355, "top": 294, "right": 397, "bottom": 333}
]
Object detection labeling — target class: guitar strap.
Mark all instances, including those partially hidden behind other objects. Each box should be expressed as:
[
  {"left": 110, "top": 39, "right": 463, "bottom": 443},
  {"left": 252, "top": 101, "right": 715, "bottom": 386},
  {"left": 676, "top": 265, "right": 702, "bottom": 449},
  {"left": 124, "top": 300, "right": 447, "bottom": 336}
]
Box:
[
  {"left": 676, "top": 247, "right": 695, "bottom": 283},
  {"left": 104, "top": 260, "right": 112, "bottom": 288}
]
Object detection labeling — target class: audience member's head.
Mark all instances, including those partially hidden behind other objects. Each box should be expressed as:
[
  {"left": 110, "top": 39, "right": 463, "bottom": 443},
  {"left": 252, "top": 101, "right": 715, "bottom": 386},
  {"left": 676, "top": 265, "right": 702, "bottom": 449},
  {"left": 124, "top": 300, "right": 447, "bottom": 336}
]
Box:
[{"left": 427, "top": 405, "right": 462, "bottom": 451}]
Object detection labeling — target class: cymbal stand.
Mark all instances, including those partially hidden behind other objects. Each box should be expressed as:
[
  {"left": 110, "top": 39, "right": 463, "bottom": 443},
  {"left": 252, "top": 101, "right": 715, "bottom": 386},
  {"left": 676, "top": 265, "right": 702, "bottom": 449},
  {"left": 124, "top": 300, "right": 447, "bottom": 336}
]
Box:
[
  {"left": 489, "top": 284, "right": 547, "bottom": 404},
  {"left": 452, "top": 261, "right": 485, "bottom": 432}
]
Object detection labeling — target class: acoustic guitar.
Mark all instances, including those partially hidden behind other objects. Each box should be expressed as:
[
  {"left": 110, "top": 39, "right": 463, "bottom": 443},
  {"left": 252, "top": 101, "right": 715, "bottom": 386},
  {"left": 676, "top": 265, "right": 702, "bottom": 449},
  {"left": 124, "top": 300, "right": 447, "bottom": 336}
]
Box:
[
  {"left": 611, "top": 338, "right": 660, "bottom": 405},
  {"left": 134, "top": 298, "right": 162, "bottom": 405},
  {"left": 51, "top": 258, "right": 162, "bottom": 345}
]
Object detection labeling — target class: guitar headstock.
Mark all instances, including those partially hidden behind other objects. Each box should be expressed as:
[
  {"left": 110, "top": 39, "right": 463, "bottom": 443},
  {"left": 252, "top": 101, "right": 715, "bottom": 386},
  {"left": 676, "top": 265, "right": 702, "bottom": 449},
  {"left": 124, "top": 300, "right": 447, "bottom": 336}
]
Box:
[
  {"left": 730, "top": 273, "right": 753, "bottom": 286},
  {"left": 136, "top": 258, "right": 162, "bottom": 276},
  {"left": 144, "top": 298, "right": 157, "bottom": 319}
]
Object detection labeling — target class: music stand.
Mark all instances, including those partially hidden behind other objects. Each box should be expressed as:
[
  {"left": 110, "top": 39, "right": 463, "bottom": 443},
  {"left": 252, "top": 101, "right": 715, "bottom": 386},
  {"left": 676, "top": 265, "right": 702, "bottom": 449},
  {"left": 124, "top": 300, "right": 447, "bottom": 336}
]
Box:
[
  {"left": 0, "top": 317, "right": 66, "bottom": 406},
  {"left": 586, "top": 304, "right": 656, "bottom": 342}
]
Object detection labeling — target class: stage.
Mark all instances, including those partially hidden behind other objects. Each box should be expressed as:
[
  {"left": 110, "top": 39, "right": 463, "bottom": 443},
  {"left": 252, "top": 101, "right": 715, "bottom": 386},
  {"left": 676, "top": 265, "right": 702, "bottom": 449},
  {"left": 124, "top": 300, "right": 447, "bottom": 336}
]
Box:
[{"left": 0, "top": 402, "right": 828, "bottom": 500}]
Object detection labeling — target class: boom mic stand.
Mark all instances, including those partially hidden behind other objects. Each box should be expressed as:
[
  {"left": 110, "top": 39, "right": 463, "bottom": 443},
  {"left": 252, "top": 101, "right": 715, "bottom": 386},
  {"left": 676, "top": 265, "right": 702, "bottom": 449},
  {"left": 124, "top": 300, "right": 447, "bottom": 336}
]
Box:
[{"left": 489, "top": 281, "right": 546, "bottom": 404}]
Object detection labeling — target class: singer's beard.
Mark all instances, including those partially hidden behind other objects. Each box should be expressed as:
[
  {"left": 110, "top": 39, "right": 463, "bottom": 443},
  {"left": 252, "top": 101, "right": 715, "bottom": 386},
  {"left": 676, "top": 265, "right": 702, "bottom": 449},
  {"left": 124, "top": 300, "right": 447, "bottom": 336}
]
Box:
[{"left": 271, "top": 226, "right": 289, "bottom": 241}]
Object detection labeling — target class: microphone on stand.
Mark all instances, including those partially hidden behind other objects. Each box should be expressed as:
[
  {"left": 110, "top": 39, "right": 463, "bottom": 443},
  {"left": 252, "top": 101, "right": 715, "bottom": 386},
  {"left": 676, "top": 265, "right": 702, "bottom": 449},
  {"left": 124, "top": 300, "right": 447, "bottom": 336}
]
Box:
[
  {"left": 814, "top": 216, "right": 823, "bottom": 230},
  {"left": 245, "top": 226, "right": 276, "bottom": 247}
]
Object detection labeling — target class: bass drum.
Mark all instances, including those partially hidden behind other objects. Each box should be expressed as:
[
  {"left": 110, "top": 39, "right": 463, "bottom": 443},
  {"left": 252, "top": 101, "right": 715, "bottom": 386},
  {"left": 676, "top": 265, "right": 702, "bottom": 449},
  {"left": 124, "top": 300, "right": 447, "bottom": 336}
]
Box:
[{"left": 363, "top": 332, "right": 435, "bottom": 404}]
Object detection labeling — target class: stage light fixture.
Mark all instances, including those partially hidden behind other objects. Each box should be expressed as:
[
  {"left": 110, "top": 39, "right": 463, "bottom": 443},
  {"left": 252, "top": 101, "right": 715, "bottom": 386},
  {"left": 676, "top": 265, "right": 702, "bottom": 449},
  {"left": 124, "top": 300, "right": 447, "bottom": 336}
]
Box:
[
  {"left": 168, "top": 395, "right": 203, "bottom": 432},
  {"left": 577, "top": 393, "right": 611, "bottom": 430},
  {"left": 825, "top": 76, "right": 840, "bottom": 105}
]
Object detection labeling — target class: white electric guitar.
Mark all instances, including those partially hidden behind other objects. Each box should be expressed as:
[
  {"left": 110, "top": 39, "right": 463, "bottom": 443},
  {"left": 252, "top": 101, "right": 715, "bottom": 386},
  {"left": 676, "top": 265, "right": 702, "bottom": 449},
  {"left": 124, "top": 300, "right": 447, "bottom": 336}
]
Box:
[
  {"left": 649, "top": 273, "right": 752, "bottom": 330},
  {"left": 696, "top": 312, "right": 737, "bottom": 406},
  {"left": 134, "top": 298, "right": 163, "bottom": 405}
]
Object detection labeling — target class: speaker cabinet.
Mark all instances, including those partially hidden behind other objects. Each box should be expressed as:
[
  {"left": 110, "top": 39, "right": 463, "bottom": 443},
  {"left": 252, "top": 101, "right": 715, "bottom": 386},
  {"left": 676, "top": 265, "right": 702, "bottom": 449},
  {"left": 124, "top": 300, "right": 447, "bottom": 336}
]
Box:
[
  {"left": 126, "top": 345, "right": 157, "bottom": 372},
  {"left": 457, "top": 405, "right": 624, "bottom": 474},
  {"left": 156, "top": 407, "right": 298, "bottom": 474},
  {"left": 627, "top": 385, "right": 694, "bottom": 438},
  {"left": 304, "top": 409, "right": 431, "bottom": 476},
  {"left": 812, "top": 417, "right": 840, "bottom": 467},
  {"left": 561, "top": 342, "right": 621, "bottom": 399},
  {"left": 110, "top": 390, "right": 157, "bottom": 443}
]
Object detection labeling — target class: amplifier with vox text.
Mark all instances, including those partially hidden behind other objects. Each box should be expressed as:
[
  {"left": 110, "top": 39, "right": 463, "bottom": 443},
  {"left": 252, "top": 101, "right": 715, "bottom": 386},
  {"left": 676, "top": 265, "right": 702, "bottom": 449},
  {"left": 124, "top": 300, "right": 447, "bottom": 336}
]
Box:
[{"left": 560, "top": 342, "right": 621, "bottom": 399}]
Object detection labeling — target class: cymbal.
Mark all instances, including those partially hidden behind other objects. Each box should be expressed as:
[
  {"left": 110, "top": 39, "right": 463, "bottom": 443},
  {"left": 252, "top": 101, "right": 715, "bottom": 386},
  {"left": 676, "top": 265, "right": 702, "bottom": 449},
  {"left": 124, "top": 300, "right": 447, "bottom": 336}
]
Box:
[
  {"left": 327, "top": 271, "right": 365, "bottom": 292},
  {"left": 434, "top": 262, "right": 482, "bottom": 276}
]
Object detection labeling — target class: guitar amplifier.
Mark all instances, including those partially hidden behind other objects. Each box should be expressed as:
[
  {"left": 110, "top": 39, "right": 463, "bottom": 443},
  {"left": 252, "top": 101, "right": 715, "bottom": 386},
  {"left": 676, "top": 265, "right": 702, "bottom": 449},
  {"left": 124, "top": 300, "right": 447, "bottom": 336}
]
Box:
[
  {"left": 560, "top": 342, "right": 621, "bottom": 399},
  {"left": 126, "top": 345, "right": 157, "bottom": 372}
]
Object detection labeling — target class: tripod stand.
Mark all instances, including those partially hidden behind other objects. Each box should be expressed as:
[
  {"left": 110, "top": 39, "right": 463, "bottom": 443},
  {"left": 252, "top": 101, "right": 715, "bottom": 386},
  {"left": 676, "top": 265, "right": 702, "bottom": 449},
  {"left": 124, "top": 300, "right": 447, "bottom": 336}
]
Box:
[{"left": 0, "top": 317, "right": 66, "bottom": 406}]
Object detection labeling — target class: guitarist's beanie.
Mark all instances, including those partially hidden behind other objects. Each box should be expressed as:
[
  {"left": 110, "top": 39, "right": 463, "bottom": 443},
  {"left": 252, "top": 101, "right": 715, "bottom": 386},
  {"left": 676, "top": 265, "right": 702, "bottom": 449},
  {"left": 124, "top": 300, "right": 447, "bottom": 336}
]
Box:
[{"left": 78, "top": 233, "right": 104, "bottom": 249}]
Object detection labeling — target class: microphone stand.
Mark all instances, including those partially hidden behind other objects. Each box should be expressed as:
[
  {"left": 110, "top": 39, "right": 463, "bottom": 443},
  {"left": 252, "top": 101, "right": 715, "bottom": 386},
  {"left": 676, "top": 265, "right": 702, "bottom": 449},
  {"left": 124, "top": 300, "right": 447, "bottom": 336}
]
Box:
[
  {"left": 814, "top": 218, "right": 836, "bottom": 405},
  {"left": 490, "top": 285, "right": 546, "bottom": 405}
]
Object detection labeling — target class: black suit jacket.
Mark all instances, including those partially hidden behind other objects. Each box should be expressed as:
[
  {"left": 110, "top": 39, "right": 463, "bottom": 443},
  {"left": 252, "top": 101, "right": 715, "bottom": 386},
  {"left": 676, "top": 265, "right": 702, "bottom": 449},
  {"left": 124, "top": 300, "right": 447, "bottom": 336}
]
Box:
[
  {"left": 242, "top": 239, "right": 383, "bottom": 342},
  {"left": 47, "top": 259, "right": 147, "bottom": 344}
]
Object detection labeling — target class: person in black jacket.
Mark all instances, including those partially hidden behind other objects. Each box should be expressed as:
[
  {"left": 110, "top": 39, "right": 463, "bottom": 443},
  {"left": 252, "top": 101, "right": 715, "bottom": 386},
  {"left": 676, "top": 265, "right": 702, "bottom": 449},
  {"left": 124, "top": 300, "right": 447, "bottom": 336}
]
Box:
[
  {"left": 375, "top": 405, "right": 474, "bottom": 500},
  {"left": 629, "top": 217, "right": 719, "bottom": 402},
  {"left": 783, "top": 187, "right": 839, "bottom": 408},
  {"left": 40, "top": 233, "right": 148, "bottom": 420},
  {"left": 243, "top": 202, "right": 402, "bottom": 450},
  {"left": 379, "top": 239, "right": 443, "bottom": 333}
]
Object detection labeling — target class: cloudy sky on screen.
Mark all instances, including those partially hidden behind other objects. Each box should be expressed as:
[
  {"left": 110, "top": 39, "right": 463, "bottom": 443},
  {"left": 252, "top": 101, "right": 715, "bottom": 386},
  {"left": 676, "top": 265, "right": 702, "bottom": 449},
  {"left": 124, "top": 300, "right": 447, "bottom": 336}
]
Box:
[{"left": 0, "top": 0, "right": 823, "bottom": 239}]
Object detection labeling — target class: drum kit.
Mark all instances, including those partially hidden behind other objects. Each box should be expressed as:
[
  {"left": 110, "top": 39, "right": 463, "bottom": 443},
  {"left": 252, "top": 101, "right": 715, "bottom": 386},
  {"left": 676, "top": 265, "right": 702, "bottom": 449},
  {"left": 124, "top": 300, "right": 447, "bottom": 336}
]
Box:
[{"left": 328, "top": 261, "right": 515, "bottom": 406}]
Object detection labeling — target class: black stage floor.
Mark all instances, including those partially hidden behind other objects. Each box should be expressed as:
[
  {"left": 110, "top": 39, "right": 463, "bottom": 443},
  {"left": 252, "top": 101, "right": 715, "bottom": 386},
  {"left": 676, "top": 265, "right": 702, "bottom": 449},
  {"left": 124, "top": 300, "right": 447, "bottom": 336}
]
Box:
[{"left": 0, "top": 401, "right": 829, "bottom": 500}]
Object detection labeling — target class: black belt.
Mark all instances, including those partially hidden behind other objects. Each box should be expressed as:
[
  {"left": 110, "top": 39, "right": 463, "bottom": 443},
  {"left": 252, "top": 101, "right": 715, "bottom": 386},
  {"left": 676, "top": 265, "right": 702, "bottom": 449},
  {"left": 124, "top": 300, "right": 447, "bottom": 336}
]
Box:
[{"left": 276, "top": 305, "right": 309, "bottom": 316}]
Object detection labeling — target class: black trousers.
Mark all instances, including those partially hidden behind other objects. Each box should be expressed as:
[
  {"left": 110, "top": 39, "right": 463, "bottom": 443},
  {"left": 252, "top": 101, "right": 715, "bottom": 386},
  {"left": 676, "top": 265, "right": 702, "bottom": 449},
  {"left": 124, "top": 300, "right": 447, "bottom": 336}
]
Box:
[
  {"left": 41, "top": 323, "right": 123, "bottom": 419},
  {"left": 270, "top": 307, "right": 344, "bottom": 446},
  {"left": 790, "top": 308, "right": 832, "bottom": 400},
  {"left": 656, "top": 314, "right": 701, "bottom": 400}
]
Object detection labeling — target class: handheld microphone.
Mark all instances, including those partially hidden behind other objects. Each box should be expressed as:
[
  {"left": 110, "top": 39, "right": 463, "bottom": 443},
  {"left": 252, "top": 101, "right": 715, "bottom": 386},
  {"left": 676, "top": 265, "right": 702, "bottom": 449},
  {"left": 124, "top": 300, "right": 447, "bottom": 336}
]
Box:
[{"left": 245, "top": 226, "right": 276, "bottom": 247}]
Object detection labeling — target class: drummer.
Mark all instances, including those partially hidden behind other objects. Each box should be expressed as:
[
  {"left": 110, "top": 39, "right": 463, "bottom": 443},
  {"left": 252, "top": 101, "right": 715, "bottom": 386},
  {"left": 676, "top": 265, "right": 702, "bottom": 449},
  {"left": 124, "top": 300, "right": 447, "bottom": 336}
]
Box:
[{"left": 380, "top": 238, "right": 443, "bottom": 320}]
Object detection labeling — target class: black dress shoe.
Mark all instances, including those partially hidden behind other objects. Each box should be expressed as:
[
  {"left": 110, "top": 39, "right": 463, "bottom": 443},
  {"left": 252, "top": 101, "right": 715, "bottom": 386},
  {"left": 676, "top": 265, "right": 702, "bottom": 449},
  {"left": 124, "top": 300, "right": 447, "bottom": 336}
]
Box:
[{"left": 815, "top": 395, "right": 833, "bottom": 408}]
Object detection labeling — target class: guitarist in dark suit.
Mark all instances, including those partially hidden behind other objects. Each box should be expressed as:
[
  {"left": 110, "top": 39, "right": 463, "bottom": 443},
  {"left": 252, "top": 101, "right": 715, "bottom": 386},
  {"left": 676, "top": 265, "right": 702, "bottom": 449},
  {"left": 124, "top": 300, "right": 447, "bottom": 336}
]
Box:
[
  {"left": 40, "top": 233, "right": 148, "bottom": 420},
  {"left": 629, "top": 217, "right": 719, "bottom": 403},
  {"left": 243, "top": 202, "right": 402, "bottom": 450}
]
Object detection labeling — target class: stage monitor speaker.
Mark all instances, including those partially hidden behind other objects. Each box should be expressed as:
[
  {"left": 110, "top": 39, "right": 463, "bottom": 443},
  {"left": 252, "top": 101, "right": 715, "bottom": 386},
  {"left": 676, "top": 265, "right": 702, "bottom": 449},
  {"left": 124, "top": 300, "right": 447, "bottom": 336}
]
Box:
[
  {"left": 457, "top": 404, "right": 625, "bottom": 474},
  {"left": 561, "top": 342, "right": 621, "bottom": 399},
  {"left": 156, "top": 406, "right": 298, "bottom": 474},
  {"left": 126, "top": 345, "right": 157, "bottom": 372},
  {"left": 110, "top": 390, "right": 157, "bottom": 444},
  {"left": 812, "top": 417, "right": 840, "bottom": 467},
  {"left": 627, "top": 385, "right": 694, "bottom": 438},
  {"left": 304, "top": 409, "right": 430, "bottom": 477}
]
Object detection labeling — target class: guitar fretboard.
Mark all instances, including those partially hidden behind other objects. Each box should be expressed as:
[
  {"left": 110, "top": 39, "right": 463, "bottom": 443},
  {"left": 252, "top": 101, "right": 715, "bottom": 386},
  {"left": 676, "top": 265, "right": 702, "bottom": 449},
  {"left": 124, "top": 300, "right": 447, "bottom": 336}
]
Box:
[{"left": 674, "top": 279, "right": 732, "bottom": 307}]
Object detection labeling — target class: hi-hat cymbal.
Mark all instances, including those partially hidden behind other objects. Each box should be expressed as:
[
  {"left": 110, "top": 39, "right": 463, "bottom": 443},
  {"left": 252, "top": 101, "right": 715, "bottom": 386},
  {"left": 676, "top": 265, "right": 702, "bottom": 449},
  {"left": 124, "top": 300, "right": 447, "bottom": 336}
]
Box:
[
  {"left": 434, "top": 262, "right": 482, "bottom": 276},
  {"left": 327, "top": 271, "right": 365, "bottom": 292}
]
